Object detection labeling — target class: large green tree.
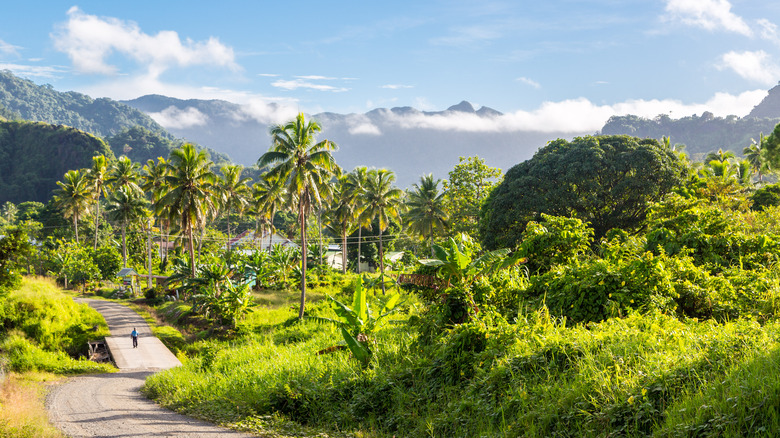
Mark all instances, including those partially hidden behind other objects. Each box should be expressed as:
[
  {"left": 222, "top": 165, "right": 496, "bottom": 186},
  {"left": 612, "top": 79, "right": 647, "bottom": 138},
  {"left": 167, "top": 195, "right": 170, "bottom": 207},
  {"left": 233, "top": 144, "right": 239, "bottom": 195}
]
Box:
[
  {"left": 358, "top": 168, "right": 403, "bottom": 293},
  {"left": 406, "top": 174, "right": 449, "bottom": 257},
  {"left": 159, "top": 144, "right": 216, "bottom": 277},
  {"left": 257, "top": 112, "right": 339, "bottom": 319},
  {"left": 481, "top": 135, "right": 688, "bottom": 249},
  {"left": 443, "top": 156, "right": 502, "bottom": 237}
]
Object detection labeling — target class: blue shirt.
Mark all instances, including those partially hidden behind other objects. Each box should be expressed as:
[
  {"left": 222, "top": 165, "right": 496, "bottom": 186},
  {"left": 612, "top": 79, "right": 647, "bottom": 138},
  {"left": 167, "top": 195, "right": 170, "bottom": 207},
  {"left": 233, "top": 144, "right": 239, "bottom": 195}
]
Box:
[{"left": 131, "top": 330, "right": 138, "bottom": 337}]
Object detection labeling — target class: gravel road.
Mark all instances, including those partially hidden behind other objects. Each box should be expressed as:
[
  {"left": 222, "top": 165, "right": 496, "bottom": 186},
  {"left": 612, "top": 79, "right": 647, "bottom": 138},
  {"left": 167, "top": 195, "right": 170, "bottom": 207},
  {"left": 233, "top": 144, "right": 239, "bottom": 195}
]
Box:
[{"left": 46, "top": 298, "right": 253, "bottom": 437}]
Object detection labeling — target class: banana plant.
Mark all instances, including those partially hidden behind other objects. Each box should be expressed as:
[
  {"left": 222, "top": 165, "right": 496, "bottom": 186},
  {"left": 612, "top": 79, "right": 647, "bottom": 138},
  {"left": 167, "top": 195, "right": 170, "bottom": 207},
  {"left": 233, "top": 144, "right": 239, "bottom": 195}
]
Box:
[
  {"left": 419, "top": 233, "right": 526, "bottom": 288},
  {"left": 314, "top": 275, "right": 403, "bottom": 366}
]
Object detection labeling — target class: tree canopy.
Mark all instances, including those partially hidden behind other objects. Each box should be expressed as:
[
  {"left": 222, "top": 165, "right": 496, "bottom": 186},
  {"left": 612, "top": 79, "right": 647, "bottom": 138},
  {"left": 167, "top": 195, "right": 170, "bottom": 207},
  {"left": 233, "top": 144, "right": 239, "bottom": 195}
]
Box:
[{"left": 480, "top": 135, "right": 688, "bottom": 249}]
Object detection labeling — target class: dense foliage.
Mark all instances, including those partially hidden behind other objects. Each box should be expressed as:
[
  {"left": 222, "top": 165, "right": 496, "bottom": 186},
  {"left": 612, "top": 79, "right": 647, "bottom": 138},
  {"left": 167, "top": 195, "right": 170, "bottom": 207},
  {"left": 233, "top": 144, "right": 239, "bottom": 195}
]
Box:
[
  {"left": 601, "top": 112, "right": 779, "bottom": 157},
  {"left": 481, "top": 135, "right": 688, "bottom": 249},
  {"left": 0, "top": 120, "right": 114, "bottom": 203}
]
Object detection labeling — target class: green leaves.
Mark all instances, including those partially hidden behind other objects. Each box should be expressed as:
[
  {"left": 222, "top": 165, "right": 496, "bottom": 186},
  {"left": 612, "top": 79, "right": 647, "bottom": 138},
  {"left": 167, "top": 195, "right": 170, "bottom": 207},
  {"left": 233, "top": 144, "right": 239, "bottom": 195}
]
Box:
[{"left": 314, "top": 275, "right": 404, "bottom": 366}]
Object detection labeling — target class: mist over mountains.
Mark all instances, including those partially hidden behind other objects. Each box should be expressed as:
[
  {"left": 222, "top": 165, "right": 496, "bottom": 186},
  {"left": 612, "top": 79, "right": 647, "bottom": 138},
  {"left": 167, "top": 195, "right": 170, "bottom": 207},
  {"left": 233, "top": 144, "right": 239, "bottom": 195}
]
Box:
[{"left": 121, "top": 95, "right": 585, "bottom": 187}]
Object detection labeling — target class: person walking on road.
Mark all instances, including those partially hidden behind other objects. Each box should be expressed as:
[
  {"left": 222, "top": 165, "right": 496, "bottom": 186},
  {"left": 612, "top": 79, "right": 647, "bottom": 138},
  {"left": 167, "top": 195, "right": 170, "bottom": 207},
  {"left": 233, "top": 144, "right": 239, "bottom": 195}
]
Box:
[{"left": 131, "top": 327, "right": 138, "bottom": 348}]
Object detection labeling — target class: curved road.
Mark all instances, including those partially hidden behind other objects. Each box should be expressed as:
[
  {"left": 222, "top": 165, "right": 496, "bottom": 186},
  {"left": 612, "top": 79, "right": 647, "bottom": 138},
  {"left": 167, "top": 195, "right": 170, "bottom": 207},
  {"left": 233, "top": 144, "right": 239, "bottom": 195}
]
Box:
[{"left": 47, "top": 298, "right": 253, "bottom": 437}]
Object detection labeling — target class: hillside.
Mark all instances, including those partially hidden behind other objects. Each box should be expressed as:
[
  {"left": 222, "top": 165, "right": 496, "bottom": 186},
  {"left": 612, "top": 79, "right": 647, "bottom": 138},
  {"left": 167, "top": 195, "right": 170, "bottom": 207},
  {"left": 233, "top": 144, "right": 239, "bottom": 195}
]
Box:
[
  {"left": 601, "top": 91, "right": 780, "bottom": 157},
  {"left": 0, "top": 70, "right": 171, "bottom": 139},
  {"left": 0, "top": 120, "right": 113, "bottom": 203}
]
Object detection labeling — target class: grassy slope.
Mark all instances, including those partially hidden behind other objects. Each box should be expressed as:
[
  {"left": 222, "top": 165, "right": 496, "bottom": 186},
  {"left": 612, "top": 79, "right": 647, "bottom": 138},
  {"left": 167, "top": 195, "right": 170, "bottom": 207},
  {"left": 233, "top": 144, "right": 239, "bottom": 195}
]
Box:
[
  {"left": 142, "top": 286, "right": 780, "bottom": 437},
  {"left": 0, "top": 277, "right": 116, "bottom": 437}
]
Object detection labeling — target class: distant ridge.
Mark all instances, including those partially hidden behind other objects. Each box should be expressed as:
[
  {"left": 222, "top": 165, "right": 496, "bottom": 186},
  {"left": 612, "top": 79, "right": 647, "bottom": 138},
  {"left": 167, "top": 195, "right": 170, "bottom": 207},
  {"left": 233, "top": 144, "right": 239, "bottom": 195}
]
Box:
[
  {"left": 0, "top": 70, "right": 170, "bottom": 139},
  {"left": 748, "top": 83, "right": 780, "bottom": 119}
]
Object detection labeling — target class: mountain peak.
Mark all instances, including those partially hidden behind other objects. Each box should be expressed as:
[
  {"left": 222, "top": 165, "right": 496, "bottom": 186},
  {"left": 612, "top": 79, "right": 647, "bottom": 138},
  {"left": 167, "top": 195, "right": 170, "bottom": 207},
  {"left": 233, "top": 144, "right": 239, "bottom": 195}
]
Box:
[
  {"left": 446, "top": 101, "right": 476, "bottom": 113},
  {"left": 748, "top": 82, "right": 780, "bottom": 119}
]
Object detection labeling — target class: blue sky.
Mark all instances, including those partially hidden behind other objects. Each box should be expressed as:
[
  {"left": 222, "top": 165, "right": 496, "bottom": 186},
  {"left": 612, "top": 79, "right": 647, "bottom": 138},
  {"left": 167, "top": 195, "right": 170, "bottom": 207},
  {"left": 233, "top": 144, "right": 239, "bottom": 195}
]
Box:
[{"left": 1, "top": 0, "right": 779, "bottom": 132}]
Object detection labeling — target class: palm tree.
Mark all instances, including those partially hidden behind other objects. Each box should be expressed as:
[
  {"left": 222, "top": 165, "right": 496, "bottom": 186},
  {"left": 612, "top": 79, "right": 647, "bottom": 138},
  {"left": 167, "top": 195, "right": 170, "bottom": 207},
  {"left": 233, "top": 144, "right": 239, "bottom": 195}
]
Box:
[
  {"left": 406, "top": 174, "right": 449, "bottom": 257},
  {"left": 325, "top": 177, "right": 357, "bottom": 274},
  {"left": 743, "top": 134, "right": 770, "bottom": 183},
  {"left": 345, "top": 166, "right": 369, "bottom": 273},
  {"left": 358, "top": 168, "right": 403, "bottom": 294},
  {"left": 106, "top": 186, "right": 150, "bottom": 267},
  {"left": 217, "top": 164, "right": 252, "bottom": 251},
  {"left": 704, "top": 148, "right": 736, "bottom": 164},
  {"left": 257, "top": 112, "right": 339, "bottom": 319},
  {"left": 142, "top": 157, "right": 170, "bottom": 261},
  {"left": 108, "top": 156, "right": 143, "bottom": 193},
  {"left": 53, "top": 169, "right": 92, "bottom": 244},
  {"left": 87, "top": 155, "right": 110, "bottom": 250},
  {"left": 251, "top": 174, "right": 286, "bottom": 251},
  {"left": 159, "top": 144, "right": 216, "bottom": 277}
]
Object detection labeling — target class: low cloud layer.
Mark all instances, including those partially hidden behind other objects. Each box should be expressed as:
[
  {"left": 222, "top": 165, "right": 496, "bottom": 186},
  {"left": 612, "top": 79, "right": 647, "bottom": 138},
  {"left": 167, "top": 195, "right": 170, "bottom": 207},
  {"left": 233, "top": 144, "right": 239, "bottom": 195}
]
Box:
[{"left": 148, "top": 106, "right": 209, "bottom": 129}]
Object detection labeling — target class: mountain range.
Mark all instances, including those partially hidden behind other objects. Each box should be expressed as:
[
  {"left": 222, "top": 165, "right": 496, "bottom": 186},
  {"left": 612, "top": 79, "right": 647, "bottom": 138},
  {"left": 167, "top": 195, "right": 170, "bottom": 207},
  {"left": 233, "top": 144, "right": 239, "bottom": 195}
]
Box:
[
  {"left": 3, "top": 69, "right": 780, "bottom": 193},
  {"left": 121, "top": 95, "right": 572, "bottom": 187}
]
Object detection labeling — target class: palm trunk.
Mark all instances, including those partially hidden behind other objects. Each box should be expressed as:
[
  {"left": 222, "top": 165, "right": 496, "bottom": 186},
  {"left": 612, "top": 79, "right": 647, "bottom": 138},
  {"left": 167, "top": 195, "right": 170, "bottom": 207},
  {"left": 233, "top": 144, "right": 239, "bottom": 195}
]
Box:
[
  {"left": 379, "top": 231, "right": 386, "bottom": 294},
  {"left": 94, "top": 195, "right": 100, "bottom": 250},
  {"left": 74, "top": 216, "right": 79, "bottom": 244},
  {"left": 341, "top": 226, "right": 347, "bottom": 274},
  {"left": 146, "top": 222, "right": 153, "bottom": 289},
  {"left": 299, "top": 201, "right": 307, "bottom": 319},
  {"left": 357, "top": 227, "right": 362, "bottom": 273},
  {"left": 121, "top": 223, "right": 127, "bottom": 267},
  {"left": 188, "top": 224, "right": 196, "bottom": 278},
  {"left": 226, "top": 206, "right": 232, "bottom": 252},
  {"left": 318, "top": 209, "right": 323, "bottom": 265},
  {"left": 430, "top": 233, "right": 435, "bottom": 258}
]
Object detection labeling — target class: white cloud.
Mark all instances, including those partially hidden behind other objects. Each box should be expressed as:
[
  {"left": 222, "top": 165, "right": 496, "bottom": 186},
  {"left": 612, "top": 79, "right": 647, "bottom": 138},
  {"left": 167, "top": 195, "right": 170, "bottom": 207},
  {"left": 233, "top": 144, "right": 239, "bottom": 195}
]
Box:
[
  {"left": 719, "top": 50, "right": 780, "bottom": 85},
  {"left": 380, "top": 84, "right": 414, "bottom": 89},
  {"left": 663, "top": 0, "right": 751, "bottom": 36},
  {"left": 345, "top": 115, "right": 381, "bottom": 135},
  {"left": 379, "top": 90, "right": 766, "bottom": 133},
  {"left": 271, "top": 78, "right": 348, "bottom": 92},
  {"left": 516, "top": 77, "right": 541, "bottom": 89},
  {"left": 0, "top": 39, "right": 20, "bottom": 57},
  {"left": 295, "top": 75, "right": 337, "bottom": 80},
  {"left": 758, "top": 18, "right": 780, "bottom": 45},
  {"left": 52, "top": 6, "right": 238, "bottom": 76},
  {"left": 148, "top": 106, "right": 209, "bottom": 129},
  {"left": 258, "top": 73, "right": 279, "bottom": 77},
  {"left": 0, "top": 63, "right": 66, "bottom": 79}
]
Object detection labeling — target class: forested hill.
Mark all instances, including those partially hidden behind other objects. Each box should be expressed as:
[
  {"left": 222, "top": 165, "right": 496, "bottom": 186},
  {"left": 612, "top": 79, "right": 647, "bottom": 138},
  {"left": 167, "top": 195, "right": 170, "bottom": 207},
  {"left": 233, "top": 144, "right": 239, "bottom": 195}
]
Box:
[
  {"left": 600, "top": 113, "right": 780, "bottom": 158},
  {"left": 0, "top": 120, "right": 113, "bottom": 203},
  {"left": 600, "top": 86, "right": 780, "bottom": 158},
  {"left": 0, "top": 70, "right": 171, "bottom": 139}
]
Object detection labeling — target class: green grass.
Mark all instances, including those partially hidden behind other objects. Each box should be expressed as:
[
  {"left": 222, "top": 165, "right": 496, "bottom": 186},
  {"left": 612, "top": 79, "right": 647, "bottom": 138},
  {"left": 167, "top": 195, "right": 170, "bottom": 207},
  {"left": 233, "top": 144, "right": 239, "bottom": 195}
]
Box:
[{"left": 143, "top": 297, "right": 780, "bottom": 437}]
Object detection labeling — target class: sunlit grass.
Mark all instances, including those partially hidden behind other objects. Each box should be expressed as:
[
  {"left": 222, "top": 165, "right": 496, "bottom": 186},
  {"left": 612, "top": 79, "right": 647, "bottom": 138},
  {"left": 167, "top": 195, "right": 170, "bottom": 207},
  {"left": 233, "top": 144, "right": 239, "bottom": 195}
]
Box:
[{"left": 0, "top": 372, "right": 65, "bottom": 438}]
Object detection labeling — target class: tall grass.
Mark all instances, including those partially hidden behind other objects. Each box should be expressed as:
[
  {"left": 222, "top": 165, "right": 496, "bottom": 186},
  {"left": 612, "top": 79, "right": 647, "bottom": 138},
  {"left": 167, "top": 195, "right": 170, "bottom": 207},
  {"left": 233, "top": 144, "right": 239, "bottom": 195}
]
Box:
[
  {"left": 0, "top": 372, "right": 65, "bottom": 438},
  {"left": 144, "top": 301, "right": 780, "bottom": 437}
]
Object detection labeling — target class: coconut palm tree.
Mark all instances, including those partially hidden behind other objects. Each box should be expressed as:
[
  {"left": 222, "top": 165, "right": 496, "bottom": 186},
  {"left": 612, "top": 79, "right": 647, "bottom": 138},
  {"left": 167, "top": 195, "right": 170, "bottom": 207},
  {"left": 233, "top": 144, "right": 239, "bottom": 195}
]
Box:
[
  {"left": 142, "top": 157, "right": 170, "bottom": 261},
  {"left": 345, "top": 166, "right": 369, "bottom": 272},
  {"left": 358, "top": 168, "right": 403, "bottom": 294},
  {"left": 704, "top": 148, "right": 736, "bottom": 164},
  {"left": 159, "top": 144, "right": 216, "bottom": 277},
  {"left": 325, "top": 177, "right": 357, "bottom": 274},
  {"left": 217, "top": 164, "right": 252, "bottom": 251},
  {"left": 87, "top": 155, "right": 110, "bottom": 250},
  {"left": 106, "top": 186, "right": 150, "bottom": 267},
  {"left": 54, "top": 169, "right": 92, "bottom": 244},
  {"left": 251, "top": 174, "right": 287, "bottom": 251},
  {"left": 406, "top": 174, "right": 449, "bottom": 257},
  {"left": 257, "top": 112, "right": 339, "bottom": 319},
  {"left": 108, "top": 156, "right": 143, "bottom": 193}
]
